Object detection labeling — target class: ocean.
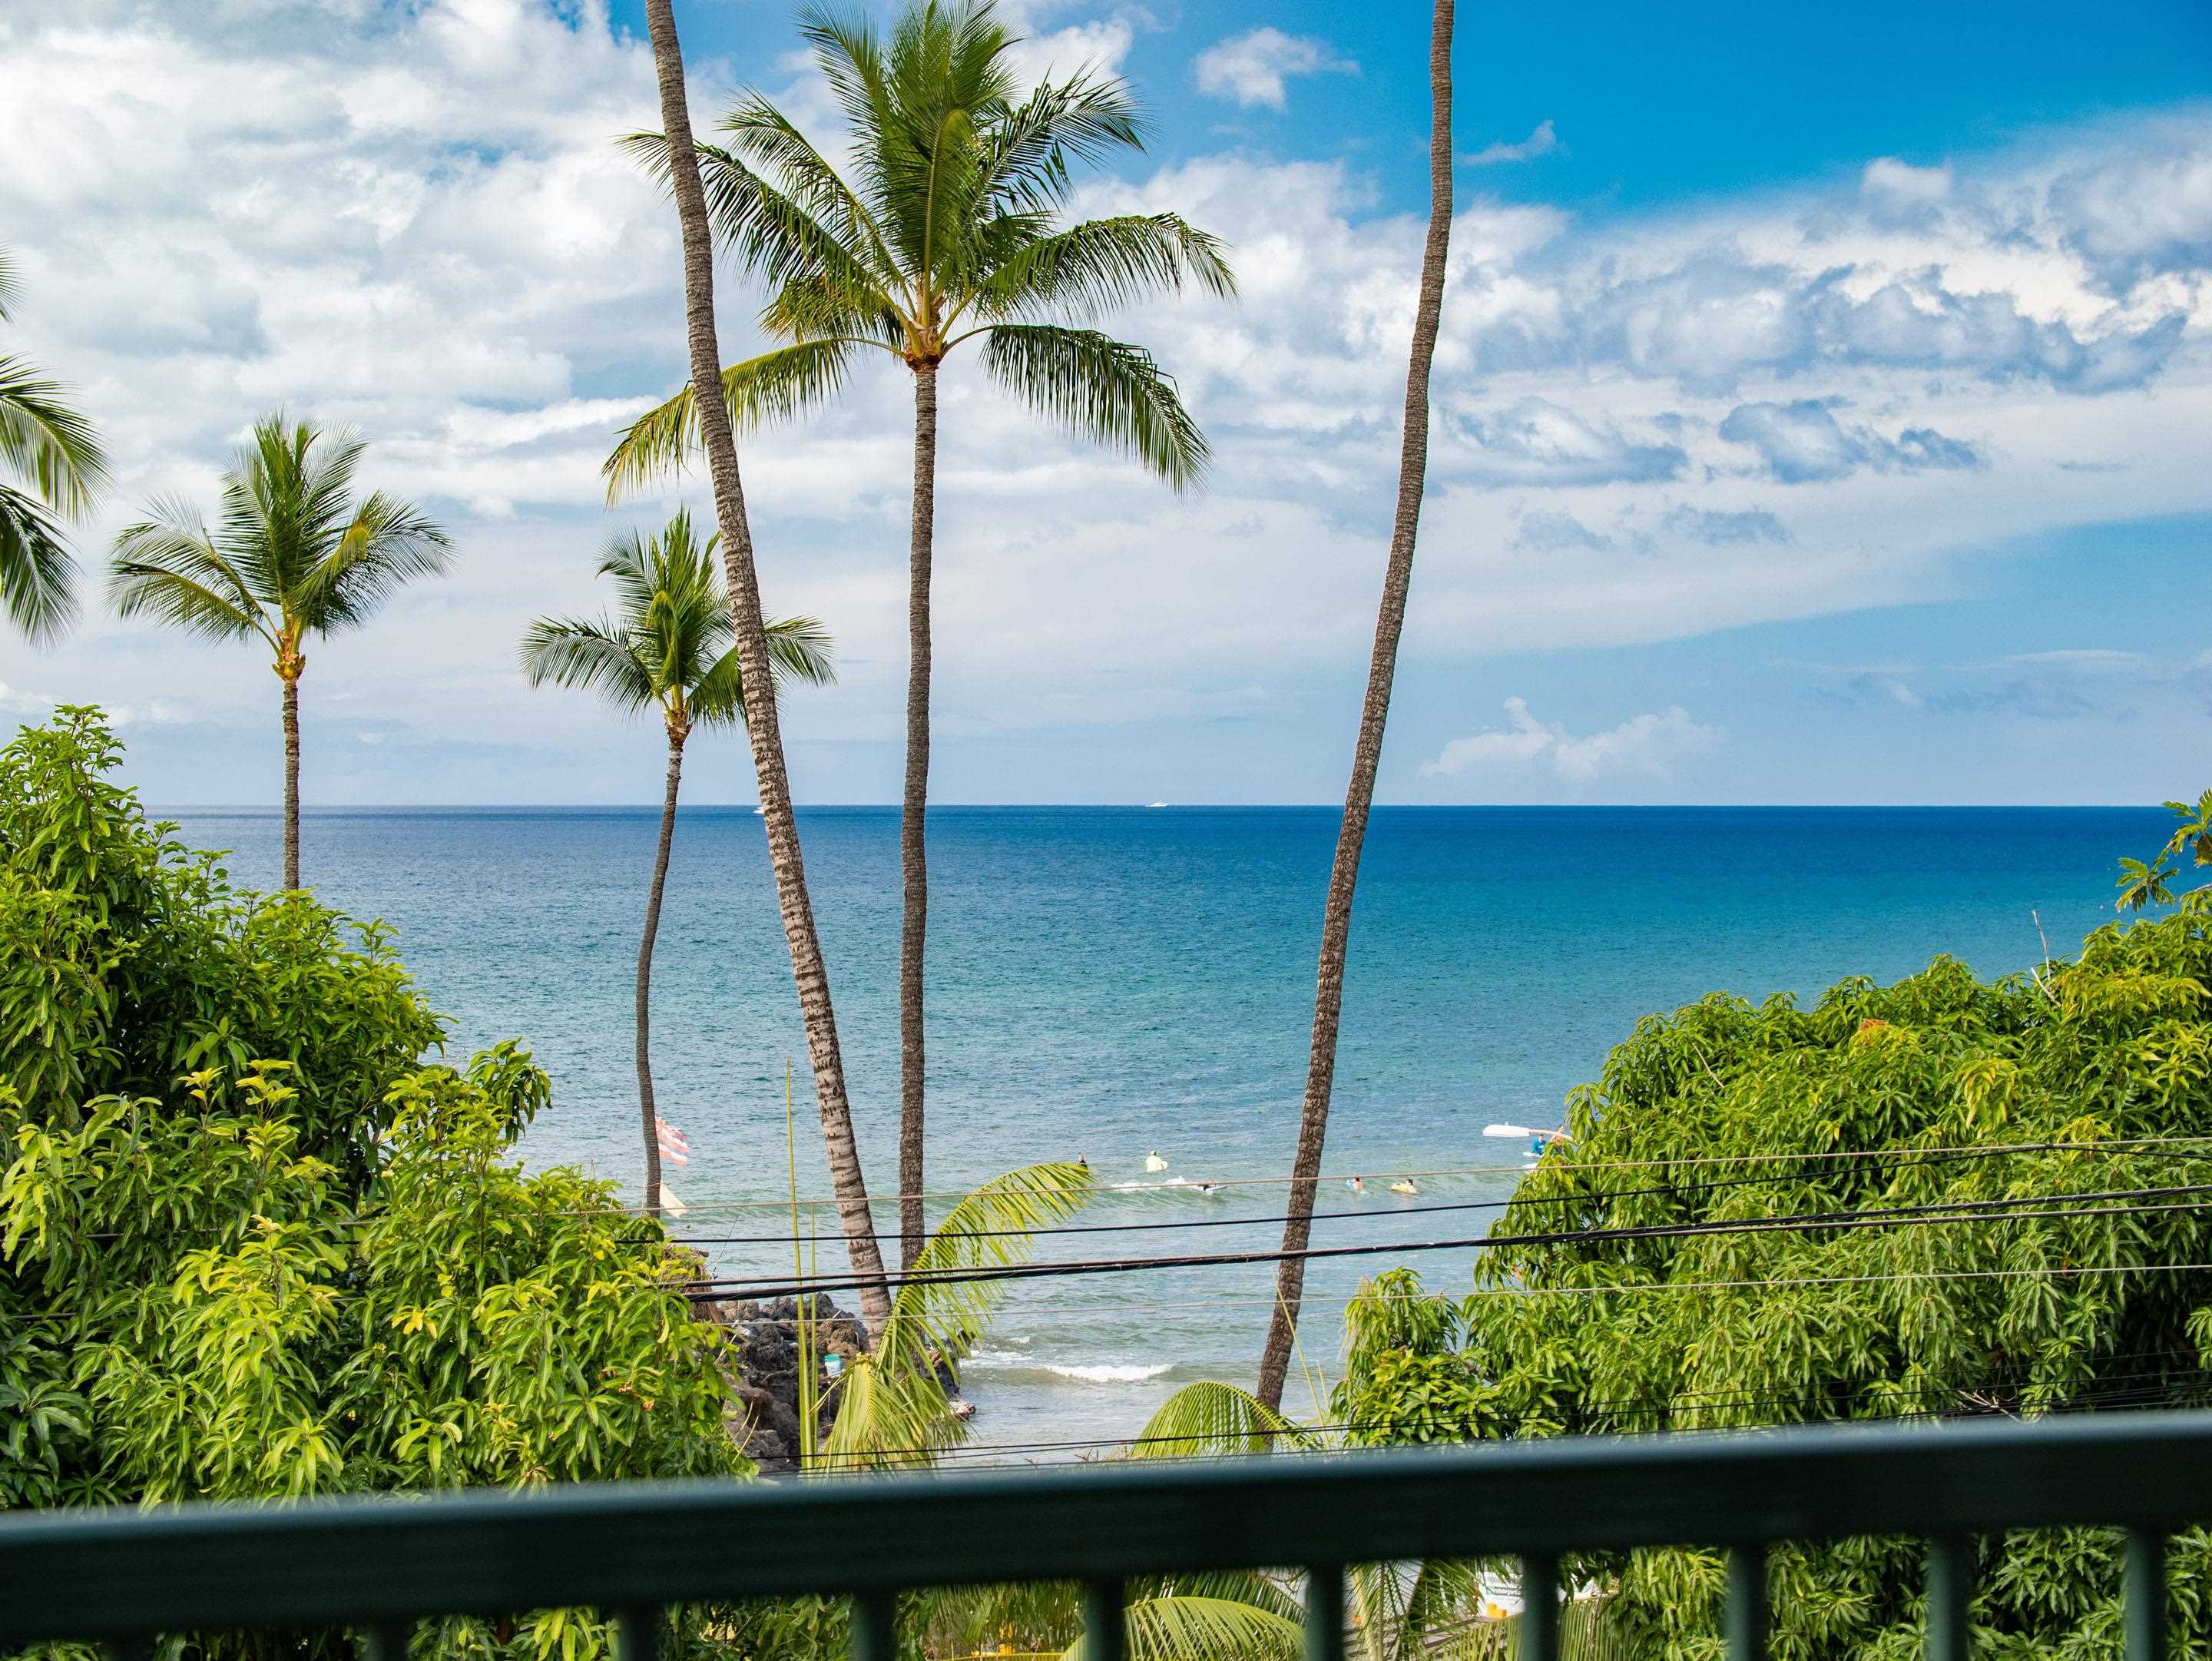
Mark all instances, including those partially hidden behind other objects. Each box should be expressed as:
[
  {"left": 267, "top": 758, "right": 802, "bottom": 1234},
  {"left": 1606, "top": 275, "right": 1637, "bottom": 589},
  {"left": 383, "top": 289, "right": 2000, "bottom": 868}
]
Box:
[{"left": 163, "top": 803, "right": 2164, "bottom": 1461}]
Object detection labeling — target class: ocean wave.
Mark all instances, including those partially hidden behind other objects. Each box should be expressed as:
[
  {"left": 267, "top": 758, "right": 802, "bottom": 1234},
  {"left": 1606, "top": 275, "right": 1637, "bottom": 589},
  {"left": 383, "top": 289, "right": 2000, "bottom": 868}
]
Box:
[{"left": 965, "top": 1351, "right": 1174, "bottom": 1384}]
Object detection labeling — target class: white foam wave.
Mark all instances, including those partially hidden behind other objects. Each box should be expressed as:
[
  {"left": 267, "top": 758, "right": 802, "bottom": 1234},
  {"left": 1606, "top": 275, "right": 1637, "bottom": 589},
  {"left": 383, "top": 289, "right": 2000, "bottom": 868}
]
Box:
[{"left": 965, "top": 1351, "right": 1174, "bottom": 1384}]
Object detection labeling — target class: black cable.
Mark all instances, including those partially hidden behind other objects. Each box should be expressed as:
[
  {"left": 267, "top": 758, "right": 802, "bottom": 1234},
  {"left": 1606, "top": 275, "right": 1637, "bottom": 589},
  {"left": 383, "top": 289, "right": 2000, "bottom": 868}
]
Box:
[{"left": 685, "top": 1182, "right": 2212, "bottom": 1303}]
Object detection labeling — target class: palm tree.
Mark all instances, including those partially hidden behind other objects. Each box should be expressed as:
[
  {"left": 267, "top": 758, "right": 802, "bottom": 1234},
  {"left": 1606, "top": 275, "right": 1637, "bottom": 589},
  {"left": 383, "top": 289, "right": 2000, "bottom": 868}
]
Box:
[
  {"left": 108, "top": 413, "right": 453, "bottom": 890},
  {"left": 610, "top": 0, "right": 1234, "bottom": 1271},
  {"left": 1256, "top": 0, "right": 1457, "bottom": 1411},
  {"left": 0, "top": 250, "right": 109, "bottom": 642},
  {"left": 521, "top": 512, "right": 833, "bottom": 1218},
  {"left": 638, "top": 0, "right": 895, "bottom": 1331}
]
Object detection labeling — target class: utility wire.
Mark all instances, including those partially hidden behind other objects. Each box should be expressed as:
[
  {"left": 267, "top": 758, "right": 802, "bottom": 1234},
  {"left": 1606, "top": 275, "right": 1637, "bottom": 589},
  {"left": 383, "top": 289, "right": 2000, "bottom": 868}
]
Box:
[{"left": 687, "top": 1183, "right": 2212, "bottom": 1304}]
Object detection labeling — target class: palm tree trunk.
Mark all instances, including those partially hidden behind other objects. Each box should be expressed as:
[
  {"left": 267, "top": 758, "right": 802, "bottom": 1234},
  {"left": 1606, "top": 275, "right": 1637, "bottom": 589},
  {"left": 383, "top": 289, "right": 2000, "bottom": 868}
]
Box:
[
  {"left": 637, "top": 728, "right": 685, "bottom": 1220},
  {"left": 899, "top": 360, "right": 938, "bottom": 1272},
  {"left": 280, "top": 669, "right": 301, "bottom": 890},
  {"left": 640, "top": 0, "right": 892, "bottom": 1331},
  {"left": 1256, "top": 0, "right": 1455, "bottom": 1411}
]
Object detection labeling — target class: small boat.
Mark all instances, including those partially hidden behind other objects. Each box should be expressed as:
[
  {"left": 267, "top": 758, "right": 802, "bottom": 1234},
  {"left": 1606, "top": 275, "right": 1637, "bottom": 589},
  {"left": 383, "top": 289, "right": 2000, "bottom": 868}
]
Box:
[
  {"left": 1144, "top": 1150, "right": 1169, "bottom": 1173},
  {"left": 1388, "top": 1179, "right": 1419, "bottom": 1196}
]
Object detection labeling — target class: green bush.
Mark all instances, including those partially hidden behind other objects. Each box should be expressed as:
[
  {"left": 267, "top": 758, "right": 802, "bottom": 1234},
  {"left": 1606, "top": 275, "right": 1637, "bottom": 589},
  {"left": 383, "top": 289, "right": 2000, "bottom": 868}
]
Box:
[
  {"left": 0, "top": 709, "right": 744, "bottom": 1523},
  {"left": 1334, "top": 814, "right": 2212, "bottom": 1659}
]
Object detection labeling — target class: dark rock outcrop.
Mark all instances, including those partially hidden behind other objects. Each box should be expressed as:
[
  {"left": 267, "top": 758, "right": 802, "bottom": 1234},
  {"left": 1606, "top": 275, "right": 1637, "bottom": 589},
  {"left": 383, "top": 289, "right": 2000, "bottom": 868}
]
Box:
[{"left": 697, "top": 1295, "right": 867, "bottom": 1473}]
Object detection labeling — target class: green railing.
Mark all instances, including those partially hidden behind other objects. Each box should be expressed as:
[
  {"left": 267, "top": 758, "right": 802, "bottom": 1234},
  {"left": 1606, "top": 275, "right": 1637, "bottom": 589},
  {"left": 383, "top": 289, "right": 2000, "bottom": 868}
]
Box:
[{"left": 2, "top": 1412, "right": 2205, "bottom": 1661}]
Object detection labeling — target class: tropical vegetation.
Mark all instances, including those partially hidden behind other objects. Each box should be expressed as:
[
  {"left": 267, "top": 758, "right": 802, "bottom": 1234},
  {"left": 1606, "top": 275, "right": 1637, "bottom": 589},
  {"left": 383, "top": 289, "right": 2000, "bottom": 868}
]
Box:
[
  {"left": 0, "top": 248, "right": 108, "bottom": 643},
  {"left": 108, "top": 413, "right": 454, "bottom": 890},
  {"left": 521, "top": 511, "right": 833, "bottom": 1217},
  {"left": 611, "top": 0, "right": 1233, "bottom": 1271}
]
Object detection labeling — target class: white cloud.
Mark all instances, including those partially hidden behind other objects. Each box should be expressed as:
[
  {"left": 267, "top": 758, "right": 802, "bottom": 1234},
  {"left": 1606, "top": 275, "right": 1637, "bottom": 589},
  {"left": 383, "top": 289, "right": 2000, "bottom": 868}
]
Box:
[
  {"left": 1192, "top": 28, "right": 1357, "bottom": 110},
  {"left": 1420, "top": 698, "right": 1724, "bottom": 782},
  {"left": 1464, "top": 120, "right": 1559, "bottom": 167},
  {"left": 1717, "top": 400, "right": 1985, "bottom": 482}
]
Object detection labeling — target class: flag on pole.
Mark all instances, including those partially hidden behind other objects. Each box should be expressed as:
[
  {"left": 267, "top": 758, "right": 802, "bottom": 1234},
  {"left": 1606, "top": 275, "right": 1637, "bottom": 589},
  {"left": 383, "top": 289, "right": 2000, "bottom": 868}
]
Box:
[{"left": 655, "top": 1116, "right": 690, "bottom": 1167}]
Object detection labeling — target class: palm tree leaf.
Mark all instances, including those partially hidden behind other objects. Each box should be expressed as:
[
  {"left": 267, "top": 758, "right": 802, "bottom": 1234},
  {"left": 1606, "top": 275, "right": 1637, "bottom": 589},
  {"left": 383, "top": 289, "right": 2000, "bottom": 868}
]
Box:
[
  {"left": 0, "top": 481, "right": 78, "bottom": 645},
  {"left": 980, "top": 323, "right": 1210, "bottom": 491},
  {"left": 0, "top": 353, "right": 111, "bottom": 518},
  {"left": 971, "top": 214, "right": 1235, "bottom": 323},
  {"left": 822, "top": 1160, "right": 1093, "bottom": 1470},
  {"left": 296, "top": 489, "right": 455, "bottom": 632},
  {"left": 516, "top": 615, "right": 657, "bottom": 714},
  {"left": 1126, "top": 1380, "right": 1320, "bottom": 1459},
  {"left": 716, "top": 95, "right": 906, "bottom": 294},
  {"left": 976, "top": 72, "right": 1145, "bottom": 224},
  {"left": 1088, "top": 1597, "right": 1303, "bottom": 1661},
  {"left": 603, "top": 340, "right": 859, "bottom": 498},
  {"left": 690, "top": 616, "right": 836, "bottom": 728},
  {"left": 108, "top": 507, "right": 270, "bottom": 647}
]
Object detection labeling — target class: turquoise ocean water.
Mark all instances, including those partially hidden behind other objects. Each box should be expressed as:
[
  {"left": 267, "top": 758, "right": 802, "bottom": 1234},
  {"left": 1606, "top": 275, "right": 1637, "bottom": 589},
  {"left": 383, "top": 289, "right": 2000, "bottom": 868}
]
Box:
[{"left": 164, "top": 804, "right": 2162, "bottom": 1460}]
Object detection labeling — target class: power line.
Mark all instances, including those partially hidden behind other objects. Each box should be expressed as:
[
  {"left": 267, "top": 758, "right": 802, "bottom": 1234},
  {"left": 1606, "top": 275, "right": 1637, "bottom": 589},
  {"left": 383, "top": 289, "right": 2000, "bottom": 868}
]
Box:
[{"left": 687, "top": 1183, "right": 2212, "bottom": 1304}]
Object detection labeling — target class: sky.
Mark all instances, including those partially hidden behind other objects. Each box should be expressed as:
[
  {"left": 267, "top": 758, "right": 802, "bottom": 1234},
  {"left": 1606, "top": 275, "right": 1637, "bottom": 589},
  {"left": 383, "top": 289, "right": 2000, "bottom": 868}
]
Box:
[{"left": 2, "top": 0, "right": 2210, "bottom": 805}]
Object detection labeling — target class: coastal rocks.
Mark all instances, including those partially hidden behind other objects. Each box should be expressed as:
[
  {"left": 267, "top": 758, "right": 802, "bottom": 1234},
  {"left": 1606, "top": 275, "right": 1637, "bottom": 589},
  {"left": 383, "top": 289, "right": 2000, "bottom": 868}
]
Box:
[{"left": 697, "top": 1295, "right": 867, "bottom": 1473}]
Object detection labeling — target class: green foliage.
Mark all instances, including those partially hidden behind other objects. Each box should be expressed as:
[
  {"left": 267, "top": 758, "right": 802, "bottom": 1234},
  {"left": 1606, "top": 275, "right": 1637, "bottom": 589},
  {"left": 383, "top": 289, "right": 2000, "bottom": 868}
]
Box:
[
  {"left": 1323, "top": 792, "right": 2212, "bottom": 1659},
  {"left": 0, "top": 247, "right": 108, "bottom": 642},
  {"left": 0, "top": 709, "right": 749, "bottom": 1659},
  {"left": 604, "top": 0, "right": 1231, "bottom": 496}
]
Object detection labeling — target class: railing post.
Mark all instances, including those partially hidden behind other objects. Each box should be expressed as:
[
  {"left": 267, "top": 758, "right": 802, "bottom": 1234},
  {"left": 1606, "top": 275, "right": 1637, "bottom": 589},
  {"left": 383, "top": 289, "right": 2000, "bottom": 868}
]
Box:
[
  {"left": 101, "top": 1639, "right": 152, "bottom": 1661},
  {"left": 1083, "top": 1578, "right": 1125, "bottom": 1661},
  {"left": 852, "top": 1590, "right": 899, "bottom": 1661},
  {"left": 363, "top": 1622, "right": 412, "bottom": 1661},
  {"left": 1305, "top": 1564, "right": 1345, "bottom": 1661},
  {"left": 1725, "top": 1545, "right": 1767, "bottom": 1661},
  {"left": 1519, "top": 1555, "right": 1560, "bottom": 1661},
  {"left": 2126, "top": 1530, "right": 2167, "bottom": 1661},
  {"left": 1926, "top": 1536, "right": 1972, "bottom": 1661},
  {"left": 616, "top": 1606, "right": 663, "bottom": 1661}
]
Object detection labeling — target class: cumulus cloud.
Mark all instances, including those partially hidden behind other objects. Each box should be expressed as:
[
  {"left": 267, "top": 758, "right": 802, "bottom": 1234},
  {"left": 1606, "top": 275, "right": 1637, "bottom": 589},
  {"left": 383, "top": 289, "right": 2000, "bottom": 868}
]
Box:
[
  {"left": 1448, "top": 397, "right": 1686, "bottom": 486},
  {"left": 1717, "top": 400, "right": 1986, "bottom": 482},
  {"left": 1421, "top": 698, "right": 1723, "bottom": 781},
  {"left": 1660, "top": 506, "right": 1793, "bottom": 546},
  {"left": 1192, "top": 28, "right": 1357, "bottom": 109},
  {"left": 1464, "top": 120, "right": 1559, "bottom": 167}
]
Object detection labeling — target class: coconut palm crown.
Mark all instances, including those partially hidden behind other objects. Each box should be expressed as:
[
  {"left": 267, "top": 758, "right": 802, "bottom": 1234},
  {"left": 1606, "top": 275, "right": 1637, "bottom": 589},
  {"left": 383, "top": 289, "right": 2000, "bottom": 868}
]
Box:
[
  {"left": 522, "top": 510, "right": 833, "bottom": 1220},
  {"left": 109, "top": 413, "right": 453, "bottom": 889},
  {"left": 0, "top": 250, "right": 110, "bottom": 642},
  {"left": 608, "top": 0, "right": 1235, "bottom": 1273}
]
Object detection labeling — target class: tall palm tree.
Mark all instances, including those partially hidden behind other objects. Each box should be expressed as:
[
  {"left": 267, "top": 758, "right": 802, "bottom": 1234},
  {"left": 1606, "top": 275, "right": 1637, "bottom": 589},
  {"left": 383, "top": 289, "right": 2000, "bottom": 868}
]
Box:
[
  {"left": 521, "top": 512, "right": 834, "bottom": 1218},
  {"left": 108, "top": 413, "right": 453, "bottom": 890},
  {"left": 0, "top": 250, "right": 109, "bottom": 642},
  {"left": 1256, "top": 0, "right": 1457, "bottom": 1411},
  {"left": 610, "top": 0, "right": 1235, "bottom": 1271},
  {"left": 638, "top": 0, "right": 896, "bottom": 1330}
]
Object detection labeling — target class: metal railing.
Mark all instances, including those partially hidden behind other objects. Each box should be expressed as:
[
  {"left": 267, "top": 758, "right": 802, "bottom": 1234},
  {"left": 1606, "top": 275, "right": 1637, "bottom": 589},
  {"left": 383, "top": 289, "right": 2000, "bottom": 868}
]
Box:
[{"left": 2, "top": 1411, "right": 2204, "bottom": 1661}]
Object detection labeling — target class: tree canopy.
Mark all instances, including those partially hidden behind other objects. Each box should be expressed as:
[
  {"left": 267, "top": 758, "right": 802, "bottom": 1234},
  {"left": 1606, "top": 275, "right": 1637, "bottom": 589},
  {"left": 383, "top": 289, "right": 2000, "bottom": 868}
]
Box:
[{"left": 1317, "top": 816, "right": 2212, "bottom": 1659}]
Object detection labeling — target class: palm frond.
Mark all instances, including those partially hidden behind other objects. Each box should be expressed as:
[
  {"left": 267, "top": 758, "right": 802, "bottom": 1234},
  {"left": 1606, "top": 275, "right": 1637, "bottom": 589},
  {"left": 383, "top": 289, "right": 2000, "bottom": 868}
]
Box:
[
  {"left": 690, "top": 615, "right": 837, "bottom": 728},
  {"left": 603, "top": 340, "right": 859, "bottom": 498},
  {"left": 0, "top": 481, "right": 78, "bottom": 645},
  {"left": 0, "top": 353, "right": 110, "bottom": 518},
  {"left": 0, "top": 250, "right": 15, "bottom": 320},
  {"left": 516, "top": 614, "right": 657, "bottom": 715},
  {"left": 108, "top": 506, "right": 270, "bottom": 647},
  {"left": 1125, "top": 1380, "right": 1320, "bottom": 1460},
  {"left": 978, "top": 71, "right": 1145, "bottom": 224},
  {"left": 716, "top": 96, "right": 906, "bottom": 292},
  {"left": 981, "top": 323, "right": 1210, "bottom": 491},
  {"left": 823, "top": 1160, "right": 1093, "bottom": 1470},
  {"left": 973, "top": 214, "right": 1234, "bottom": 322},
  {"left": 1095, "top": 1597, "right": 1303, "bottom": 1661},
  {"left": 298, "top": 490, "right": 455, "bottom": 632}
]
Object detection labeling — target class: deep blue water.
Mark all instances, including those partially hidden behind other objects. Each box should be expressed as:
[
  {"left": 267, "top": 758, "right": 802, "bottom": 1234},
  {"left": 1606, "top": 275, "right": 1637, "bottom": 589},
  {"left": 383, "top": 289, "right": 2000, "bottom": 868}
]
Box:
[{"left": 163, "top": 804, "right": 2163, "bottom": 1457}]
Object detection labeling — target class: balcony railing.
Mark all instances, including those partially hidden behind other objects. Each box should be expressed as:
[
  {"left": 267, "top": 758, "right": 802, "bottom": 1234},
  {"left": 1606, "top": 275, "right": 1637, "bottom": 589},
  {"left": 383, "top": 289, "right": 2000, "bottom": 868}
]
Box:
[{"left": 2, "top": 1411, "right": 2205, "bottom": 1661}]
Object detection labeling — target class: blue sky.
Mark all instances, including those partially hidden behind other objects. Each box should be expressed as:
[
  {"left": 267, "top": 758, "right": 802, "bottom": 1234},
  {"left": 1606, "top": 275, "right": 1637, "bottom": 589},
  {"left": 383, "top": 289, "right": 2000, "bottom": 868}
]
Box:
[{"left": 2, "top": 0, "right": 2210, "bottom": 804}]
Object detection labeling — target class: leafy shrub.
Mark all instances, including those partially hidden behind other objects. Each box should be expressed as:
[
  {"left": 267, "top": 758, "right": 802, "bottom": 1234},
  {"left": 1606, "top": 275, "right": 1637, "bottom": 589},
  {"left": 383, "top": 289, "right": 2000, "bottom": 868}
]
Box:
[
  {"left": 0, "top": 708, "right": 743, "bottom": 1535},
  {"left": 1335, "top": 806, "right": 2212, "bottom": 1659}
]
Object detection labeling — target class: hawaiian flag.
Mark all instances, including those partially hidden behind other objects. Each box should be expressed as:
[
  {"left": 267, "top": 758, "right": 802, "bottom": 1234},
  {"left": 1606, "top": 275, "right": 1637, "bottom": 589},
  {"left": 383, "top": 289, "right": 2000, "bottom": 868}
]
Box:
[{"left": 654, "top": 1116, "right": 690, "bottom": 1167}]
